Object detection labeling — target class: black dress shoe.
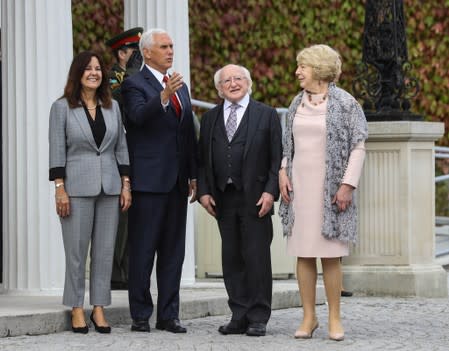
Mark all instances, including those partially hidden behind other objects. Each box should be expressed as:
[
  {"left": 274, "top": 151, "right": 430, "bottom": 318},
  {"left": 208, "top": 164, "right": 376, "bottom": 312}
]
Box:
[
  {"left": 341, "top": 290, "right": 353, "bottom": 297},
  {"left": 90, "top": 312, "right": 111, "bottom": 334},
  {"left": 156, "top": 319, "right": 187, "bottom": 333},
  {"left": 246, "top": 323, "right": 266, "bottom": 337},
  {"left": 131, "top": 319, "right": 150, "bottom": 332},
  {"left": 218, "top": 320, "right": 248, "bottom": 335}
]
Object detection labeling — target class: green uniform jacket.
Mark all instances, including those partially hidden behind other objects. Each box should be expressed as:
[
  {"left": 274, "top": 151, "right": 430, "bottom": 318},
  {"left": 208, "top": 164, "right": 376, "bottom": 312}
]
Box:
[{"left": 108, "top": 63, "right": 126, "bottom": 109}]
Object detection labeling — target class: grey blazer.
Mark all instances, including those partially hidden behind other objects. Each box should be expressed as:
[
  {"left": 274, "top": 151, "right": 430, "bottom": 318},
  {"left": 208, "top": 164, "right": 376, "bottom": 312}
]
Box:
[{"left": 49, "top": 98, "right": 129, "bottom": 196}]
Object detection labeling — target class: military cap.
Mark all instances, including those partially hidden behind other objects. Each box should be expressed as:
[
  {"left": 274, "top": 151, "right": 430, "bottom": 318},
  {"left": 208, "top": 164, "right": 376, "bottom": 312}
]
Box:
[{"left": 106, "top": 27, "right": 144, "bottom": 50}]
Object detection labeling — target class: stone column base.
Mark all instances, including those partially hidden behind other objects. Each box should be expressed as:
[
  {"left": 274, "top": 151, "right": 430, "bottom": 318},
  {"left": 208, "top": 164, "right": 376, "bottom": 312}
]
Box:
[{"left": 343, "top": 264, "right": 448, "bottom": 297}]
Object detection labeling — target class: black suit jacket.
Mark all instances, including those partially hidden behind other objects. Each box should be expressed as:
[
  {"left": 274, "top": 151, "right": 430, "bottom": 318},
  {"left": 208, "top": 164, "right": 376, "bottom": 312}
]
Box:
[
  {"left": 197, "top": 98, "right": 282, "bottom": 217},
  {"left": 121, "top": 66, "right": 197, "bottom": 195}
]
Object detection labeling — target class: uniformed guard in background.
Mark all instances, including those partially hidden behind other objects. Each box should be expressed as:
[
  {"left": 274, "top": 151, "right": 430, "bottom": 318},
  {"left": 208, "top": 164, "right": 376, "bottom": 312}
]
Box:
[
  {"left": 106, "top": 27, "right": 143, "bottom": 113},
  {"left": 105, "top": 26, "right": 143, "bottom": 290}
]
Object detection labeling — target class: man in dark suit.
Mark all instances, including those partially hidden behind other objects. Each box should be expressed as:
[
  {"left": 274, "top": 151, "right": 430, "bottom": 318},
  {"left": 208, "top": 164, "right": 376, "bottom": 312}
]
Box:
[
  {"left": 121, "top": 28, "right": 197, "bottom": 334},
  {"left": 197, "top": 64, "right": 282, "bottom": 337}
]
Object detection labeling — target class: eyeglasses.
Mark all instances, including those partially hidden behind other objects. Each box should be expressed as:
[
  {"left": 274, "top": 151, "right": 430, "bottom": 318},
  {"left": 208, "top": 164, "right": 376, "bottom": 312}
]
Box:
[{"left": 219, "top": 76, "right": 246, "bottom": 86}]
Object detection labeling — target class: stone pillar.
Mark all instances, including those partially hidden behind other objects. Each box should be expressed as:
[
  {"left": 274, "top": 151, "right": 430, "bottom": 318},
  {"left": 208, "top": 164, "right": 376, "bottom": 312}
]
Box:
[
  {"left": 124, "top": 0, "right": 191, "bottom": 90},
  {"left": 1, "top": 0, "right": 73, "bottom": 293},
  {"left": 344, "top": 121, "right": 448, "bottom": 297},
  {"left": 124, "top": 0, "right": 195, "bottom": 285}
]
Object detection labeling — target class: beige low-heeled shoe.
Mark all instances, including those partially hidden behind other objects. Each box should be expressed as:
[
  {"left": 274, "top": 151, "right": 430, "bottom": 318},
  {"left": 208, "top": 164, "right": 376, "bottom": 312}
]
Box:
[
  {"left": 294, "top": 322, "right": 319, "bottom": 339},
  {"left": 328, "top": 331, "right": 345, "bottom": 341}
]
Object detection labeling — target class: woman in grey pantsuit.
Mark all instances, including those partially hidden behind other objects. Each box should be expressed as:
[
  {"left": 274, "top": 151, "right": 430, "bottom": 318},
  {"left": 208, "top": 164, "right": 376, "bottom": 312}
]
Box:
[{"left": 49, "top": 51, "right": 131, "bottom": 334}]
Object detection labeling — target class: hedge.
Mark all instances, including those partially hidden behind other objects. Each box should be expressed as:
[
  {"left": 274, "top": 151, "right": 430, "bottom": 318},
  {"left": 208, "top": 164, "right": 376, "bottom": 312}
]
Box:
[{"left": 72, "top": 0, "right": 449, "bottom": 139}]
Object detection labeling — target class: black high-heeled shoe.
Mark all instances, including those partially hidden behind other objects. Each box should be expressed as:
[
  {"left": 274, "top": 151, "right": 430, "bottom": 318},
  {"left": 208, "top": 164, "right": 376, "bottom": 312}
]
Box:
[
  {"left": 71, "top": 313, "right": 88, "bottom": 334},
  {"left": 72, "top": 324, "right": 89, "bottom": 334},
  {"left": 90, "top": 312, "right": 111, "bottom": 334}
]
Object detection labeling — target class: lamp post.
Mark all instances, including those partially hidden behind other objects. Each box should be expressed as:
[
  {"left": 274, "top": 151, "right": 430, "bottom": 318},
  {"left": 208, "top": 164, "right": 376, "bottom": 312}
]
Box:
[
  {"left": 353, "top": 0, "right": 421, "bottom": 121},
  {"left": 346, "top": 0, "right": 447, "bottom": 299}
]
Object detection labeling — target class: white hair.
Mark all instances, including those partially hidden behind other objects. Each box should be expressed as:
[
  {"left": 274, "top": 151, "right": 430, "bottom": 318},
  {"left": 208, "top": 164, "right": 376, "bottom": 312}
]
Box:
[
  {"left": 213, "top": 64, "right": 253, "bottom": 98},
  {"left": 139, "top": 28, "right": 168, "bottom": 57}
]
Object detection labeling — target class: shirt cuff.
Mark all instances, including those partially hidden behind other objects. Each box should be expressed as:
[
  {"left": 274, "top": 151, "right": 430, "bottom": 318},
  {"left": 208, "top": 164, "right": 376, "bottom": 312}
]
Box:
[
  {"left": 49, "top": 167, "right": 65, "bottom": 181},
  {"left": 280, "top": 157, "right": 287, "bottom": 169},
  {"left": 161, "top": 97, "right": 169, "bottom": 109},
  {"left": 118, "top": 164, "right": 130, "bottom": 176}
]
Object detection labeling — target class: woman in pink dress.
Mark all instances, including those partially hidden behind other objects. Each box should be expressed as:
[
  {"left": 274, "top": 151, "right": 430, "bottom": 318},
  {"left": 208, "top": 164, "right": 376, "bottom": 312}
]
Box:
[{"left": 279, "top": 44, "right": 368, "bottom": 341}]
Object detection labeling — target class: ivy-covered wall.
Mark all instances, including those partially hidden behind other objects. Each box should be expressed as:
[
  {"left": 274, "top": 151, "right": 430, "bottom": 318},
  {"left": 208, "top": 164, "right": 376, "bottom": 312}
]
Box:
[
  {"left": 189, "top": 0, "right": 449, "bottom": 140},
  {"left": 72, "top": 0, "right": 449, "bottom": 141},
  {"left": 189, "top": 0, "right": 365, "bottom": 109},
  {"left": 72, "top": 0, "right": 124, "bottom": 67}
]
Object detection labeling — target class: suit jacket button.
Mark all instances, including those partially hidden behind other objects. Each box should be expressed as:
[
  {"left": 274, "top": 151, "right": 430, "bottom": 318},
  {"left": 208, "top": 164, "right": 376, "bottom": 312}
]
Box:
[{"left": 96, "top": 151, "right": 100, "bottom": 156}]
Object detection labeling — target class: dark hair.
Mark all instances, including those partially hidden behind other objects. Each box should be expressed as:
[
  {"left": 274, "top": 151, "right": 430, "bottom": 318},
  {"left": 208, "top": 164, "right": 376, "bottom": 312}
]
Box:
[
  {"left": 112, "top": 45, "right": 130, "bottom": 62},
  {"left": 63, "top": 51, "right": 112, "bottom": 109},
  {"left": 112, "top": 48, "right": 121, "bottom": 62}
]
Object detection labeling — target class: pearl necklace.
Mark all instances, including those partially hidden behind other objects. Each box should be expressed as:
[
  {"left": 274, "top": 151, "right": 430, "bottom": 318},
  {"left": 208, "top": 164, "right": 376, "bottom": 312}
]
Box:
[
  {"left": 86, "top": 105, "right": 97, "bottom": 110},
  {"left": 301, "top": 90, "right": 328, "bottom": 108}
]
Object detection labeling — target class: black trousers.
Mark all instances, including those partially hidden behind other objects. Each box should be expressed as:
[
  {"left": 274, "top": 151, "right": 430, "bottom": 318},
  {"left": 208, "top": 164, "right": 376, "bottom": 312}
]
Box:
[
  {"left": 217, "top": 184, "right": 273, "bottom": 325},
  {"left": 128, "top": 187, "right": 187, "bottom": 322}
]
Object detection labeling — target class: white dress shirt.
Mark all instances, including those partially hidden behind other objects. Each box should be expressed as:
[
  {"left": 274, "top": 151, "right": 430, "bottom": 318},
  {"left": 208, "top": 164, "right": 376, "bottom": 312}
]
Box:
[
  {"left": 223, "top": 94, "right": 250, "bottom": 129},
  {"left": 146, "top": 64, "right": 182, "bottom": 110}
]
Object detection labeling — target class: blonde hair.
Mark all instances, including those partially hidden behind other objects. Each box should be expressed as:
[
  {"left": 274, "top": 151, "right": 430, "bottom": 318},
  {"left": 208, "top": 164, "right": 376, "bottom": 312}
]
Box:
[{"left": 296, "top": 44, "right": 342, "bottom": 82}]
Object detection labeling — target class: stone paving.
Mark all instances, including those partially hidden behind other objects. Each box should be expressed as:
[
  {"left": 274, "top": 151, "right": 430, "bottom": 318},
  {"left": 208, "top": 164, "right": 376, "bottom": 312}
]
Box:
[{"left": 1, "top": 296, "right": 448, "bottom": 351}]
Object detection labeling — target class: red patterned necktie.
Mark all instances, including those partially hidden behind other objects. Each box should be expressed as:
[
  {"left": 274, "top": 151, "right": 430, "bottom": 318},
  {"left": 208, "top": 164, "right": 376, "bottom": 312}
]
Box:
[{"left": 163, "top": 75, "right": 182, "bottom": 117}]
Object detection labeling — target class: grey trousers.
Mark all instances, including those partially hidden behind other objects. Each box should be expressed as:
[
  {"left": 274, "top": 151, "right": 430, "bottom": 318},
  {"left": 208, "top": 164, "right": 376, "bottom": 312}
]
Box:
[{"left": 60, "top": 193, "right": 119, "bottom": 307}]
